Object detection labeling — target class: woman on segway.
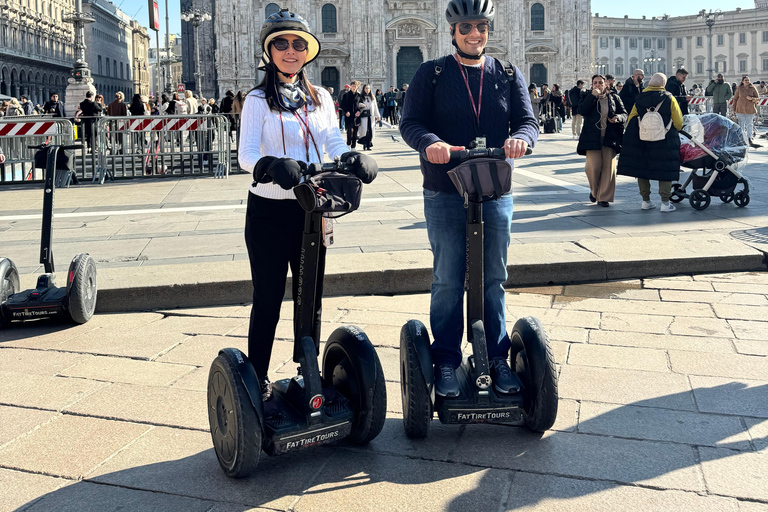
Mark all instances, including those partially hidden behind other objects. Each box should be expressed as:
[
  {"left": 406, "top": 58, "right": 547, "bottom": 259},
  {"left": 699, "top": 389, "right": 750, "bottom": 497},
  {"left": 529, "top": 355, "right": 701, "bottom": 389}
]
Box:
[{"left": 238, "top": 9, "right": 376, "bottom": 401}]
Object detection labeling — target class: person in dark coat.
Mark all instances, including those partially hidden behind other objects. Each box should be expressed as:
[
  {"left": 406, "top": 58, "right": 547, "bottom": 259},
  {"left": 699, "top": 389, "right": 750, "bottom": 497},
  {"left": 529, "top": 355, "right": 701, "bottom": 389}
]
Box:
[
  {"left": 618, "top": 73, "right": 684, "bottom": 213},
  {"left": 665, "top": 68, "right": 691, "bottom": 116},
  {"left": 340, "top": 80, "right": 362, "bottom": 148},
  {"left": 79, "top": 91, "right": 103, "bottom": 149},
  {"left": 577, "top": 74, "right": 627, "bottom": 207},
  {"left": 220, "top": 90, "right": 235, "bottom": 140},
  {"left": 43, "top": 92, "right": 66, "bottom": 118},
  {"left": 619, "top": 69, "right": 644, "bottom": 114},
  {"left": 567, "top": 80, "right": 585, "bottom": 138},
  {"left": 20, "top": 95, "right": 35, "bottom": 116}
]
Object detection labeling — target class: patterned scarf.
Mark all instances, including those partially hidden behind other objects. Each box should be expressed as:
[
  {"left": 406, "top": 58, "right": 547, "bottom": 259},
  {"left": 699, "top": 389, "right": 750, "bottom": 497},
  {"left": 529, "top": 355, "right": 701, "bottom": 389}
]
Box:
[{"left": 277, "top": 81, "right": 308, "bottom": 112}]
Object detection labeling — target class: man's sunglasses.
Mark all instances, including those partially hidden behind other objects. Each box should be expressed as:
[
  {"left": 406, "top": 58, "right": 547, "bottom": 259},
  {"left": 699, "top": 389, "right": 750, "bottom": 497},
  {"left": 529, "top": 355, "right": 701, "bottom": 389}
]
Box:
[
  {"left": 270, "top": 38, "right": 308, "bottom": 52},
  {"left": 457, "top": 22, "right": 490, "bottom": 35}
]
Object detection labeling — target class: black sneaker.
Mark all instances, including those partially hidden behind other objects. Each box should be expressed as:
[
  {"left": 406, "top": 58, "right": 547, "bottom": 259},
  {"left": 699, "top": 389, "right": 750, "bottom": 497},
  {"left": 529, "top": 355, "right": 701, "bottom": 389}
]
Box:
[
  {"left": 589, "top": 193, "right": 596, "bottom": 203},
  {"left": 434, "top": 364, "right": 460, "bottom": 397},
  {"left": 489, "top": 358, "right": 522, "bottom": 394},
  {"left": 750, "top": 140, "right": 762, "bottom": 148},
  {"left": 259, "top": 377, "right": 272, "bottom": 401}
]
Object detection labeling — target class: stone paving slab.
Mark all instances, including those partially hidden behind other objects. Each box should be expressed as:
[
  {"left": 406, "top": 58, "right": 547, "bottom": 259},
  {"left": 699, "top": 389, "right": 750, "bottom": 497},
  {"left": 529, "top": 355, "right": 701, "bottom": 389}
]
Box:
[
  {"left": 689, "top": 376, "right": 768, "bottom": 418},
  {"left": 699, "top": 448, "right": 768, "bottom": 501},
  {"left": 0, "top": 468, "right": 71, "bottom": 512}
]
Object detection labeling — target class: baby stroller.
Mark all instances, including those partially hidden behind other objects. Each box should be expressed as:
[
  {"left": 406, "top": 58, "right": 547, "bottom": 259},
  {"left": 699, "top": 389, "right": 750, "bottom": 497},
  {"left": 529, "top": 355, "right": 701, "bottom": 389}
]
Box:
[{"left": 670, "top": 114, "right": 750, "bottom": 210}]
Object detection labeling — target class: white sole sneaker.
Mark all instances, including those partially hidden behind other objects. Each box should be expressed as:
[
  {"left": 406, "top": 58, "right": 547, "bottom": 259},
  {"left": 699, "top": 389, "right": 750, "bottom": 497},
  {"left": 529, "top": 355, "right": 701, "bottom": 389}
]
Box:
[
  {"left": 641, "top": 201, "right": 656, "bottom": 210},
  {"left": 660, "top": 203, "right": 676, "bottom": 212}
]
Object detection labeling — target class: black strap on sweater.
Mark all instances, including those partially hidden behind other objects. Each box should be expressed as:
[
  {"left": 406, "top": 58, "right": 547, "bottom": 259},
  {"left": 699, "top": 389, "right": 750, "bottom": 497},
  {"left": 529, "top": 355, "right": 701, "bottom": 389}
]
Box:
[{"left": 431, "top": 56, "right": 516, "bottom": 90}]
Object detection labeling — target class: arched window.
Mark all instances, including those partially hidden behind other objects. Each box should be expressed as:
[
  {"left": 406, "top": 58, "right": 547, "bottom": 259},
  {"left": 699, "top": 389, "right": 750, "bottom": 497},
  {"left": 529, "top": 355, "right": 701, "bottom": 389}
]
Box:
[
  {"left": 265, "top": 3, "right": 279, "bottom": 19},
  {"left": 530, "top": 3, "right": 544, "bottom": 31},
  {"left": 321, "top": 67, "right": 339, "bottom": 92},
  {"left": 321, "top": 4, "right": 337, "bottom": 33}
]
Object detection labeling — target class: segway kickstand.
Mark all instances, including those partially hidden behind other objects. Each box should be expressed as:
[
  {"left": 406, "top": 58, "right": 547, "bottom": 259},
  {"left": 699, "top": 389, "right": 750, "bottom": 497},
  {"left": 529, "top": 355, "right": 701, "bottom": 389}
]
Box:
[
  {"left": 465, "top": 199, "right": 492, "bottom": 397},
  {"left": 289, "top": 212, "right": 325, "bottom": 423}
]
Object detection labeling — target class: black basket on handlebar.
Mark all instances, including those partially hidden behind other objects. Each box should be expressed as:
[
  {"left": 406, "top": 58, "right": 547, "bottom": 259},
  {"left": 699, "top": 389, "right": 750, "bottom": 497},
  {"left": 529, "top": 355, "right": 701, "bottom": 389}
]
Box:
[
  {"left": 34, "top": 149, "right": 74, "bottom": 172},
  {"left": 447, "top": 158, "right": 513, "bottom": 203},
  {"left": 294, "top": 171, "right": 363, "bottom": 218}
]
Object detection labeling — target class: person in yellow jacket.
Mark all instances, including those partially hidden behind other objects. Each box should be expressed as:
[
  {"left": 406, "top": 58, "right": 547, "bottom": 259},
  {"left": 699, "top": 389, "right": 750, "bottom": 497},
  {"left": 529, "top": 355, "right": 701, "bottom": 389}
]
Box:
[
  {"left": 618, "top": 73, "right": 684, "bottom": 212},
  {"left": 732, "top": 75, "right": 761, "bottom": 149}
]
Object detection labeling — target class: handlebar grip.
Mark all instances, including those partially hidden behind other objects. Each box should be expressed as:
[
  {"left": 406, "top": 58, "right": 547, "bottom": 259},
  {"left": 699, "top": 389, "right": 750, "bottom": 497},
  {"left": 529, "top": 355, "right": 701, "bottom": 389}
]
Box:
[
  {"left": 61, "top": 144, "right": 85, "bottom": 151},
  {"left": 679, "top": 130, "right": 691, "bottom": 140}
]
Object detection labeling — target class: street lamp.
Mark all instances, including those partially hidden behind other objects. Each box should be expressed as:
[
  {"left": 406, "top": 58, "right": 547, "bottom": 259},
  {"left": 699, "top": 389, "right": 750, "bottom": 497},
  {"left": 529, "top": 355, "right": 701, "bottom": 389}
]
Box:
[
  {"left": 697, "top": 9, "right": 723, "bottom": 81},
  {"left": 643, "top": 50, "right": 662, "bottom": 75},
  {"left": 180, "top": 8, "right": 211, "bottom": 96}
]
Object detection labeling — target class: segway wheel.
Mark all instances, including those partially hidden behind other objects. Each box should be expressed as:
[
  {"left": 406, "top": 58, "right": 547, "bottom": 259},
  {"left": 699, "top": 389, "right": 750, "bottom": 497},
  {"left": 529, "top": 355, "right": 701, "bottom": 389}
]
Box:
[
  {"left": 669, "top": 184, "right": 685, "bottom": 203},
  {"left": 207, "top": 354, "right": 262, "bottom": 478},
  {"left": 0, "top": 258, "right": 20, "bottom": 327},
  {"left": 67, "top": 253, "right": 97, "bottom": 324},
  {"left": 734, "top": 191, "right": 750, "bottom": 207},
  {"left": 689, "top": 189, "right": 711, "bottom": 211},
  {"left": 323, "top": 326, "right": 387, "bottom": 445},
  {"left": 400, "top": 320, "right": 432, "bottom": 439},
  {"left": 510, "top": 317, "right": 558, "bottom": 433},
  {"left": 719, "top": 192, "right": 734, "bottom": 203}
]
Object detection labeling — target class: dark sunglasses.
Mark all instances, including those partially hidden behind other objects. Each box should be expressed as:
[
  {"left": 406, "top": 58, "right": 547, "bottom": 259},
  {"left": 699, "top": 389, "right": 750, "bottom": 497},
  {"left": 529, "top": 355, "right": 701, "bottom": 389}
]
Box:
[
  {"left": 271, "top": 38, "right": 308, "bottom": 52},
  {"left": 457, "top": 22, "right": 490, "bottom": 35}
]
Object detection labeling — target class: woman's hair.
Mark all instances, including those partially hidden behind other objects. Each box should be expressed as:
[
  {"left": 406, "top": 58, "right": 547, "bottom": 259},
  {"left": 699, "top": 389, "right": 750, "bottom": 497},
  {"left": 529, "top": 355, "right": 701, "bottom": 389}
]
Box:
[
  {"left": 253, "top": 65, "right": 322, "bottom": 112},
  {"left": 362, "top": 84, "right": 375, "bottom": 101},
  {"left": 591, "top": 74, "right": 605, "bottom": 83},
  {"left": 375, "top": 88, "right": 382, "bottom": 95},
  {"left": 161, "top": 94, "right": 169, "bottom": 103},
  {"left": 131, "top": 94, "right": 142, "bottom": 105},
  {"left": 172, "top": 92, "right": 180, "bottom": 101},
  {"left": 184, "top": 90, "right": 193, "bottom": 99}
]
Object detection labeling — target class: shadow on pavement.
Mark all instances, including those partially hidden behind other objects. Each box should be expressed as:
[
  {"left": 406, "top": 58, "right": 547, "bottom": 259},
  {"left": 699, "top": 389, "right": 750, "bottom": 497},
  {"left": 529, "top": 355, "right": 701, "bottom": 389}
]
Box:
[{"left": 15, "top": 383, "right": 767, "bottom": 511}]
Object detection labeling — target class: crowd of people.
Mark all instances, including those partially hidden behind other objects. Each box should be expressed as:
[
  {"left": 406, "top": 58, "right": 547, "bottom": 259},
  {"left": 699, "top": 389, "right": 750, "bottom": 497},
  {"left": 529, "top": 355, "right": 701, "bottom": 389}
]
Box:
[{"left": 530, "top": 68, "right": 765, "bottom": 212}]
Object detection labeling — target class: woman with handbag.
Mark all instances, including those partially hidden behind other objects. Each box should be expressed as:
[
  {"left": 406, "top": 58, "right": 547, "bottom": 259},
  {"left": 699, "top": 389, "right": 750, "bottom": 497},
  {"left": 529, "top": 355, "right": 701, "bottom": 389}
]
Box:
[
  {"left": 357, "top": 84, "right": 381, "bottom": 150},
  {"left": 238, "top": 9, "right": 377, "bottom": 400}
]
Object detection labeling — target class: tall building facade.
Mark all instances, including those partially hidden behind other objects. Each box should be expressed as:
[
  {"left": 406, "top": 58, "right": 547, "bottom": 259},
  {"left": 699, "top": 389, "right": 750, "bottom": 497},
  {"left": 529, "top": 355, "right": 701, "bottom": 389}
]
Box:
[
  {"left": 180, "top": 0, "right": 217, "bottom": 98},
  {"left": 182, "top": 0, "right": 592, "bottom": 99},
  {"left": 0, "top": 0, "right": 76, "bottom": 104},
  {"left": 592, "top": 7, "right": 768, "bottom": 87},
  {"left": 131, "top": 19, "right": 150, "bottom": 97}
]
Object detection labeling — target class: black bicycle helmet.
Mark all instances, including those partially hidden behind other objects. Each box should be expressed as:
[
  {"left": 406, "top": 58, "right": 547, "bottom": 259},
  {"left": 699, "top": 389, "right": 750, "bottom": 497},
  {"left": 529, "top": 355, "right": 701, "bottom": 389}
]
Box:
[
  {"left": 259, "top": 9, "right": 321, "bottom": 69},
  {"left": 445, "top": 0, "right": 496, "bottom": 24}
]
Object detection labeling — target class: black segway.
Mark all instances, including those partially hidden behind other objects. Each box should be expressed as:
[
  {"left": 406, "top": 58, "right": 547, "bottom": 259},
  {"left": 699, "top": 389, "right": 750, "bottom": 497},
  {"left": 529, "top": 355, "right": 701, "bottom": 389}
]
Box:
[
  {"left": 400, "top": 147, "right": 558, "bottom": 437},
  {"left": 0, "top": 143, "right": 97, "bottom": 327},
  {"left": 207, "top": 157, "right": 386, "bottom": 478}
]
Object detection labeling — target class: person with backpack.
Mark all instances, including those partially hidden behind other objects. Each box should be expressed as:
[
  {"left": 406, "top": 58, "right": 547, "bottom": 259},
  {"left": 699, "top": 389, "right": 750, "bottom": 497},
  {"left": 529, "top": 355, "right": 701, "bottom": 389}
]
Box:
[
  {"left": 399, "top": 0, "right": 538, "bottom": 398},
  {"left": 617, "top": 73, "right": 683, "bottom": 213},
  {"left": 576, "top": 74, "right": 627, "bottom": 207}
]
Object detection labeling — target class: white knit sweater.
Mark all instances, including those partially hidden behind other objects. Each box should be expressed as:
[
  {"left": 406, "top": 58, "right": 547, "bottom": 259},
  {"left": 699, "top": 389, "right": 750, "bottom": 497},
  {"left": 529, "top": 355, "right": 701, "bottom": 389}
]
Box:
[{"left": 238, "top": 86, "right": 349, "bottom": 200}]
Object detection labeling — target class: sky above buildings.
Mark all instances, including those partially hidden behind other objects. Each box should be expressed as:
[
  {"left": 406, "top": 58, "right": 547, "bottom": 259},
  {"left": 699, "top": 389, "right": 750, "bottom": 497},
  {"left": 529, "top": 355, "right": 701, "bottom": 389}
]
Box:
[{"left": 120, "top": 0, "right": 756, "bottom": 54}]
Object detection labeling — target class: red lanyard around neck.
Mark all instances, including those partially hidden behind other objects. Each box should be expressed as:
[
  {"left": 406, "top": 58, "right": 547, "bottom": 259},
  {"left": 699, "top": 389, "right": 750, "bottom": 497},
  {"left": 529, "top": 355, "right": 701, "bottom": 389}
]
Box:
[
  {"left": 279, "top": 105, "right": 319, "bottom": 162},
  {"left": 454, "top": 54, "right": 484, "bottom": 129}
]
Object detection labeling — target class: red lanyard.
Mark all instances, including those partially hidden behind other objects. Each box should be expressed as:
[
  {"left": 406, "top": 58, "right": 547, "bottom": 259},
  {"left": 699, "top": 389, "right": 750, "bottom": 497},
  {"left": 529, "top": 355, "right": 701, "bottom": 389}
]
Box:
[
  {"left": 279, "top": 105, "right": 318, "bottom": 161},
  {"left": 454, "top": 54, "right": 483, "bottom": 129}
]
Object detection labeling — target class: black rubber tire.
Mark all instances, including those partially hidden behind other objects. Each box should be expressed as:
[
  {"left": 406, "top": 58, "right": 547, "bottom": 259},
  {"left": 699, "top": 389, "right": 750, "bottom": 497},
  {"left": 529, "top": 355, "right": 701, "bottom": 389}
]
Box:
[
  {"left": 323, "top": 326, "right": 387, "bottom": 445},
  {"left": 67, "top": 253, "right": 97, "bottom": 324},
  {"left": 400, "top": 321, "right": 432, "bottom": 439},
  {"left": 689, "top": 189, "right": 711, "bottom": 211},
  {"left": 0, "top": 258, "right": 20, "bottom": 327},
  {"left": 734, "top": 191, "right": 750, "bottom": 207},
  {"left": 720, "top": 192, "right": 734, "bottom": 203},
  {"left": 669, "top": 184, "right": 685, "bottom": 203},
  {"left": 510, "top": 317, "right": 558, "bottom": 433},
  {"left": 207, "top": 354, "right": 262, "bottom": 478}
]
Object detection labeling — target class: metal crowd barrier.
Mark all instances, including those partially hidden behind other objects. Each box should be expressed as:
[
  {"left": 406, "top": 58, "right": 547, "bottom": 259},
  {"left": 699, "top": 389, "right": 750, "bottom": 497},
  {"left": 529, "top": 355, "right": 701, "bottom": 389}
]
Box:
[
  {"left": 92, "top": 114, "right": 231, "bottom": 184},
  {"left": 0, "top": 117, "right": 75, "bottom": 184},
  {"left": 688, "top": 97, "right": 768, "bottom": 126}
]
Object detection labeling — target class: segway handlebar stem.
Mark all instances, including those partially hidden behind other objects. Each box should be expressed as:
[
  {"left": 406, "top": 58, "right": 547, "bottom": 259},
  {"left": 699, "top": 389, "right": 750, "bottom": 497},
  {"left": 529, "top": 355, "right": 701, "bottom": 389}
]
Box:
[{"left": 449, "top": 147, "right": 533, "bottom": 163}]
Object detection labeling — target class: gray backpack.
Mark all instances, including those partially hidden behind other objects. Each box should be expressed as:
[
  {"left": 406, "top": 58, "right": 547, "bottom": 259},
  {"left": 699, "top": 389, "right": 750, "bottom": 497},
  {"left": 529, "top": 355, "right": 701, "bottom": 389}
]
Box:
[{"left": 638, "top": 96, "right": 672, "bottom": 142}]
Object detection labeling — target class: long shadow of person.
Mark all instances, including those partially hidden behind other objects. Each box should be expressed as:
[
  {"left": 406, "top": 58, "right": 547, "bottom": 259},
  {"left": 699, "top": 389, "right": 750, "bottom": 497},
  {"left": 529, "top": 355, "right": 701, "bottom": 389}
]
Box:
[{"left": 14, "top": 382, "right": 768, "bottom": 511}]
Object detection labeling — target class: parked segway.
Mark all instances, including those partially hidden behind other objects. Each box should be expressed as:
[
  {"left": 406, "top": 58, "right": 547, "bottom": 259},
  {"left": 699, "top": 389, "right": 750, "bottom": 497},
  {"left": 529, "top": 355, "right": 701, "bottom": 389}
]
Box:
[
  {"left": 400, "top": 147, "right": 558, "bottom": 438},
  {"left": 207, "top": 157, "right": 386, "bottom": 478},
  {"left": 0, "top": 143, "right": 97, "bottom": 327}
]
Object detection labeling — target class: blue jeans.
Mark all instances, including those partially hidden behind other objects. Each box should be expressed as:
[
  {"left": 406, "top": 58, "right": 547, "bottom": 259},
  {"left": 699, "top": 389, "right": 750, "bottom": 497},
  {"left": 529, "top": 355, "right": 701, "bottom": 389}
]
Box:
[{"left": 423, "top": 189, "right": 513, "bottom": 368}]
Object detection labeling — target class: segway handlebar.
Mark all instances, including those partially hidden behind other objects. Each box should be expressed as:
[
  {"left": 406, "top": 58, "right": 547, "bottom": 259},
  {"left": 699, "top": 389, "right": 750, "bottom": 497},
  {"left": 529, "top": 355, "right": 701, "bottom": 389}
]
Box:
[
  {"left": 27, "top": 143, "right": 85, "bottom": 151},
  {"left": 449, "top": 146, "right": 533, "bottom": 163},
  {"left": 305, "top": 156, "right": 356, "bottom": 176}
]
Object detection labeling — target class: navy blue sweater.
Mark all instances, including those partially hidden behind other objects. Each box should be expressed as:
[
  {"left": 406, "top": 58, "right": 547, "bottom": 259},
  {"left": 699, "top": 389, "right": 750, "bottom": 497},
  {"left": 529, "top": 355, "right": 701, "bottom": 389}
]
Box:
[{"left": 399, "top": 56, "right": 539, "bottom": 193}]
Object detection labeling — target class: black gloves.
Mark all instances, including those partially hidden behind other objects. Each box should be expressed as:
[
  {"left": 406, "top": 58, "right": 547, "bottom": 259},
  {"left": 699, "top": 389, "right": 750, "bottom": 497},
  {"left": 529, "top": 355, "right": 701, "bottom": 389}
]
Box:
[
  {"left": 341, "top": 151, "right": 378, "bottom": 184},
  {"left": 253, "top": 156, "right": 305, "bottom": 190}
]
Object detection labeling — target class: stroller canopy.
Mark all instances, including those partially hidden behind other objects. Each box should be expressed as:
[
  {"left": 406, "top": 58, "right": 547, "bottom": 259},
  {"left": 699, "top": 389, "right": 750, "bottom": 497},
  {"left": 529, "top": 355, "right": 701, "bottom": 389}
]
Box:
[{"left": 680, "top": 114, "right": 748, "bottom": 168}]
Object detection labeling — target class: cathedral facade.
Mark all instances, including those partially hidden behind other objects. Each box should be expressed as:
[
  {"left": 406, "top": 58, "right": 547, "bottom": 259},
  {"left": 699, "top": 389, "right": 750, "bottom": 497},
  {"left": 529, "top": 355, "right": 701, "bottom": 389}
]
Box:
[{"left": 183, "top": 0, "right": 592, "bottom": 98}]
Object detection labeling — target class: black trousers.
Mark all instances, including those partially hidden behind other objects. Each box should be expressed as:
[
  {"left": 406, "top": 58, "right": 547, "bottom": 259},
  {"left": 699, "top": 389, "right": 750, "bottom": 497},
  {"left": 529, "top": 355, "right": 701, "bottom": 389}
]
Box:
[
  {"left": 346, "top": 123, "right": 359, "bottom": 148},
  {"left": 244, "top": 193, "right": 326, "bottom": 378}
]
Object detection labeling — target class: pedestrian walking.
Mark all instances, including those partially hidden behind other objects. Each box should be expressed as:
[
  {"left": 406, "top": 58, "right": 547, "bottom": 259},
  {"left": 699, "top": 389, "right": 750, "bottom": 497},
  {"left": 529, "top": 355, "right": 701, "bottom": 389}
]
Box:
[
  {"left": 619, "top": 69, "right": 644, "bottom": 113},
  {"left": 399, "top": 0, "right": 538, "bottom": 397},
  {"left": 549, "top": 84, "right": 565, "bottom": 132},
  {"left": 577, "top": 74, "right": 627, "bottom": 207},
  {"left": 568, "top": 80, "right": 585, "bottom": 139},
  {"left": 238, "top": 9, "right": 376, "bottom": 399},
  {"left": 706, "top": 74, "right": 733, "bottom": 116},
  {"left": 341, "top": 80, "right": 362, "bottom": 148},
  {"left": 79, "top": 91, "right": 103, "bottom": 150},
  {"left": 666, "top": 68, "right": 691, "bottom": 116},
  {"left": 385, "top": 86, "right": 398, "bottom": 125},
  {"left": 43, "top": 92, "right": 66, "bottom": 118},
  {"left": 733, "top": 75, "right": 762, "bottom": 149},
  {"left": 107, "top": 92, "right": 128, "bottom": 153},
  {"left": 4, "top": 97, "right": 23, "bottom": 117},
  {"left": 357, "top": 84, "right": 381, "bottom": 150},
  {"left": 617, "top": 73, "right": 684, "bottom": 213},
  {"left": 20, "top": 95, "right": 35, "bottom": 116}
]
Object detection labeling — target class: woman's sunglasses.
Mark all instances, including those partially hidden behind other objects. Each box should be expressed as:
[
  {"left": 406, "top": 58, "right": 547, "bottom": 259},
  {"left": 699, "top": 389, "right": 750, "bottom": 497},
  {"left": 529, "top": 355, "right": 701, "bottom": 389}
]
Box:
[
  {"left": 457, "top": 22, "right": 490, "bottom": 35},
  {"left": 271, "top": 38, "right": 308, "bottom": 52}
]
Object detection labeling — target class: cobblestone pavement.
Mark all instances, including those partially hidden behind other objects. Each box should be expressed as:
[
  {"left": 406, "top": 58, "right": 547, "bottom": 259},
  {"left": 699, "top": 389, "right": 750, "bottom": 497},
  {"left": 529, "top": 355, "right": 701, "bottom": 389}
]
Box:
[
  {"left": 2, "top": 271, "right": 767, "bottom": 511},
  {"left": 1, "top": 122, "right": 767, "bottom": 274}
]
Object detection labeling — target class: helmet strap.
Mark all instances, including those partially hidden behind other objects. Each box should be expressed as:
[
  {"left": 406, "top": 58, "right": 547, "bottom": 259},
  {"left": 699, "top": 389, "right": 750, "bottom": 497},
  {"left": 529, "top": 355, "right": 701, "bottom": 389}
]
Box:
[{"left": 451, "top": 38, "right": 485, "bottom": 61}]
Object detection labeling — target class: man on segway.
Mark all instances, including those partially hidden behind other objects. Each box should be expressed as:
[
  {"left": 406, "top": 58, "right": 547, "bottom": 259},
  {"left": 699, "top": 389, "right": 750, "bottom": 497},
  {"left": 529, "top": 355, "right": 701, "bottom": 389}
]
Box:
[{"left": 399, "top": 0, "right": 538, "bottom": 398}]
